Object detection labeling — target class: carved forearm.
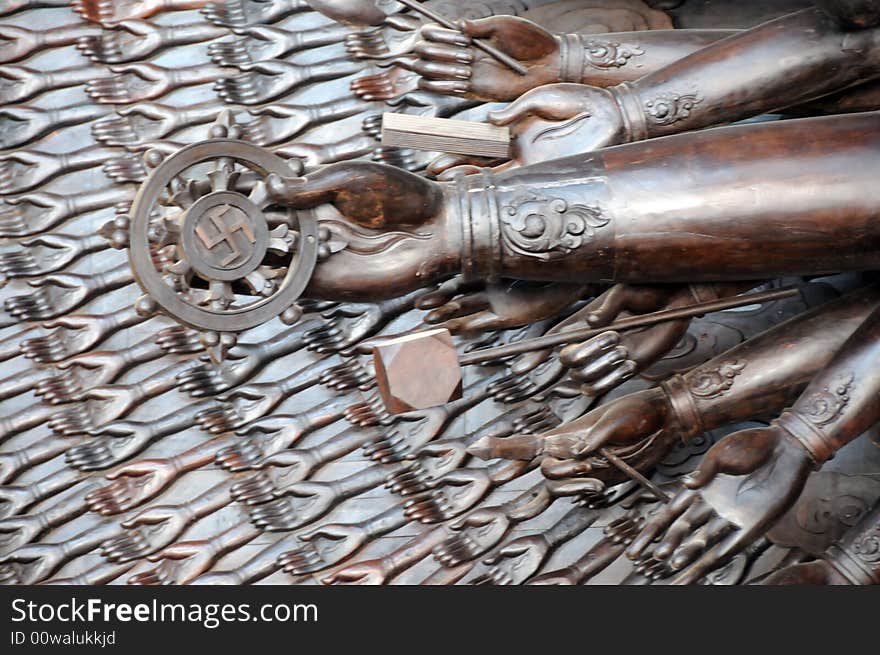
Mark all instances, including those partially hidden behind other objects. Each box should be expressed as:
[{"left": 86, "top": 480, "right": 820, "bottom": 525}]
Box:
[
  {"left": 558, "top": 30, "right": 734, "bottom": 87},
  {"left": 774, "top": 304, "right": 880, "bottom": 465},
  {"left": 662, "top": 285, "right": 880, "bottom": 441},
  {"left": 609, "top": 9, "right": 880, "bottom": 140},
  {"left": 446, "top": 112, "right": 880, "bottom": 284}
]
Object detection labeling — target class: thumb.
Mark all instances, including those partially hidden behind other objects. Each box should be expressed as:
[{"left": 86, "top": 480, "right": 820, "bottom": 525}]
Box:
[
  {"left": 546, "top": 478, "right": 604, "bottom": 496},
  {"left": 299, "top": 525, "right": 331, "bottom": 542},
  {"left": 587, "top": 286, "right": 629, "bottom": 326},
  {"left": 498, "top": 542, "right": 528, "bottom": 558},
  {"left": 573, "top": 415, "right": 622, "bottom": 456},
  {"left": 119, "top": 20, "right": 150, "bottom": 36},
  {"left": 458, "top": 17, "right": 503, "bottom": 40},
  {"left": 240, "top": 61, "right": 283, "bottom": 75},
  {"left": 109, "top": 63, "right": 147, "bottom": 75},
  {"left": 270, "top": 162, "right": 441, "bottom": 229},
  {"left": 488, "top": 97, "right": 541, "bottom": 126},
  {"left": 249, "top": 105, "right": 290, "bottom": 118},
  {"left": 467, "top": 434, "right": 542, "bottom": 460},
  {"left": 28, "top": 274, "right": 68, "bottom": 288},
  {"left": 40, "top": 315, "right": 80, "bottom": 328},
  {"left": 107, "top": 460, "right": 159, "bottom": 478},
  {"left": 266, "top": 173, "right": 329, "bottom": 207},
  {"left": 683, "top": 454, "right": 723, "bottom": 489},
  {"left": 149, "top": 542, "right": 195, "bottom": 560},
  {"left": 447, "top": 310, "right": 504, "bottom": 334},
  {"left": 461, "top": 16, "right": 555, "bottom": 59}
]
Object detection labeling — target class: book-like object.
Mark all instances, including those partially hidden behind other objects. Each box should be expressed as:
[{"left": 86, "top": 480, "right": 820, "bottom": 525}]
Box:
[{"left": 381, "top": 113, "right": 510, "bottom": 159}]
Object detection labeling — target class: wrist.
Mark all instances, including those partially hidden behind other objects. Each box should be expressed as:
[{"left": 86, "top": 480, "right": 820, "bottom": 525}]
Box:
[
  {"left": 444, "top": 170, "right": 503, "bottom": 284},
  {"left": 555, "top": 34, "right": 584, "bottom": 83},
  {"left": 772, "top": 411, "right": 837, "bottom": 468},
  {"left": 825, "top": 503, "right": 880, "bottom": 585},
  {"left": 608, "top": 82, "right": 644, "bottom": 142},
  {"left": 660, "top": 374, "right": 703, "bottom": 442}
]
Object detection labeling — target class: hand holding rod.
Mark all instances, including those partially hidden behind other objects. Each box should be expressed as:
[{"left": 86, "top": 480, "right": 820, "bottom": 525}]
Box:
[
  {"left": 457, "top": 287, "right": 798, "bottom": 365},
  {"left": 393, "top": 0, "right": 527, "bottom": 75}
]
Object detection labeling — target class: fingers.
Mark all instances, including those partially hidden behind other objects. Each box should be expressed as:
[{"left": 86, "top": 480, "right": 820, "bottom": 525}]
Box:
[
  {"left": 424, "top": 291, "right": 489, "bottom": 324},
  {"left": 419, "top": 24, "right": 469, "bottom": 47},
  {"left": 670, "top": 524, "right": 744, "bottom": 585},
  {"left": 651, "top": 502, "right": 714, "bottom": 560},
  {"left": 562, "top": 337, "right": 629, "bottom": 385},
  {"left": 559, "top": 331, "right": 638, "bottom": 396},
  {"left": 667, "top": 516, "right": 734, "bottom": 572},
  {"left": 416, "top": 78, "right": 469, "bottom": 96},
  {"left": 413, "top": 39, "right": 472, "bottom": 65},
  {"left": 626, "top": 489, "right": 698, "bottom": 560}
]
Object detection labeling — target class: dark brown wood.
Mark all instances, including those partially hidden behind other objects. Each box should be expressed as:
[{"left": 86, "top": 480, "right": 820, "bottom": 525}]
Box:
[
  {"left": 267, "top": 112, "right": 880, "bottom": 302},
  {"left": 372, "top": 328, "right": 463, "bottom": 414},
  {"left": 626, "top": 302, "right": 880, "bottom": 584},
  {"left": 470, "top": 285, "right": 880, "bottom": 487}
]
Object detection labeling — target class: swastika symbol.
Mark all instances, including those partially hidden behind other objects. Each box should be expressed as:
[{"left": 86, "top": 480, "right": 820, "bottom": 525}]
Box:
[{"left": 195, "top": 205, "right": 256, "bottom": 268}]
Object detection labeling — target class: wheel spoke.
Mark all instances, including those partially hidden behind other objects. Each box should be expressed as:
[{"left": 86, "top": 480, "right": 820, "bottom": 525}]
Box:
[
  {"left": 248, "top": 179, "right": 269, "bottom": 206},
  {"left": 209, "top": 279, "right": 234, "bottom": 311}
]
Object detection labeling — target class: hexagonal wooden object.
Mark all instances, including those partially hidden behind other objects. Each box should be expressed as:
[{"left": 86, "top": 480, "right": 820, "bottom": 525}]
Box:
[{"left": 372, "top": 328, "right": 462, "bottom": 414}]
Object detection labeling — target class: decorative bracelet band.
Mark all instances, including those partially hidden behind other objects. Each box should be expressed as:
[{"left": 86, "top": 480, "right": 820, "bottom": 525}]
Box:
[
  {"left": 773, "top": 410, "right": 837, "bottom": 467},
  {"left": 827, "top": 544, "right": 880, "bottom": 585},
  {"left": 558, "top": 34, "right": 585, "bottom": 83},
  {"left": 454, "top": 170, "right": 502, "bottom": 283},
  {"left": 454, "top": 170, "right": 475, "bottom": 281},
  {"left": 610, "top": 82, "right": 648, "bottom": 142},
  {"left": 661, "top": 374, "right": 703, "bottom": 441}
]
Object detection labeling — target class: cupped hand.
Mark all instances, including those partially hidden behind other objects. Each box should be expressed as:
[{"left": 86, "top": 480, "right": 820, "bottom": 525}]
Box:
[
  {"left": 626, "top": 425, "right": 813, "bottom": 584},
  {"left": 414, "top": 17, "right": 560, "bottom": 101}
]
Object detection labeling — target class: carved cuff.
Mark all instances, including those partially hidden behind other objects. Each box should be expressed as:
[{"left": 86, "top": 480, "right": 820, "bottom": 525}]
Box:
[
  {"left": 660, "top": 374, "right": 703, "bottom": 442},
  {"left": 826, "top": 504, "right": 880, "bottom": 585},
  {"left": 557, "top": 34, "right": 585, "bottom": 83},
  {"left": 774, "top": 372, "right": 854, "bottom": 465},
  {"left": 773, "top": 411, "right": 838, "bottom": 467},
  {"left": 451, "top": 169, "right": 502, "bottom": 283},
  {"left": 609, "top": 82, "right": 647, "bottom": 142}
]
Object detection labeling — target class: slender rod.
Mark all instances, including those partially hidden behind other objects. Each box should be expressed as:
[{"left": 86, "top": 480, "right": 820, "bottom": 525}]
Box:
[
  {"left": 458, "top": 287, "right": 799, "bottom": 365},
  {"left": 599, "top": 447, "right": 671, "bottom": 503},
  {"left": 394, "top": 0, "right": 529, "bottom": 75}
]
